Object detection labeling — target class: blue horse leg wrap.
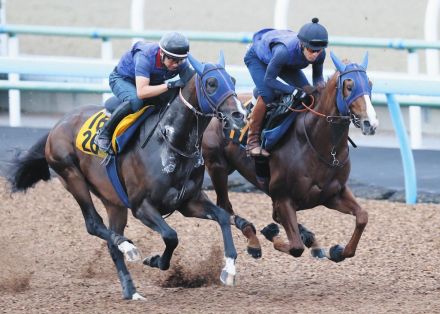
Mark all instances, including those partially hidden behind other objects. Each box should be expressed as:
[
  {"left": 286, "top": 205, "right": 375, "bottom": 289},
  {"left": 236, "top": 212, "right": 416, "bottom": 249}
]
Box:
[
  {"left": 234, "top": 215, "right": 256, "bottom": 233},
  {"left": 298, "top": 224, "right": 316, "bottom": 248},
  {"left": 118, "top": 270, "right": 135, "bottom": 299}
]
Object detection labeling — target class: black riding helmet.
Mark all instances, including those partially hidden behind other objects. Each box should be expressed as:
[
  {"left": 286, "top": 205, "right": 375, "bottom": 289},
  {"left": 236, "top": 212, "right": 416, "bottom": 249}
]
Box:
[
  {"left": 159, "top": 32, "right": 190, "bottom": 59},
  {"left": 297, "top": 17, "right": 328, "bottom": 50}
]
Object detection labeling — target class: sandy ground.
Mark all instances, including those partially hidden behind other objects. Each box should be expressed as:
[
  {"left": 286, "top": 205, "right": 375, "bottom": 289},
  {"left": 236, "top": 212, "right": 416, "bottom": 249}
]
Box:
[{"left": 0, "top": 177, "right": 439, "bottom": 313}]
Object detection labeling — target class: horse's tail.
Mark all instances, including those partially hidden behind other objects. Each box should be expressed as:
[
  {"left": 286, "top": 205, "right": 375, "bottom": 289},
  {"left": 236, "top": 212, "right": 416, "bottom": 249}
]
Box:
[{"left": 7, "top": 132, "right": 51, "bottom": 192}]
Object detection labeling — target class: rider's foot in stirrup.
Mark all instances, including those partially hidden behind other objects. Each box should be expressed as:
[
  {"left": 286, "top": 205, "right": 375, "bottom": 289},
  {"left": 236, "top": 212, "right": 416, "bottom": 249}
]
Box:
[
  {"left": 247, "top": 146, "right": 270, "bottom": 158},
  {"left": 94, "top": 131, "right": 113, "bottom": 154}
]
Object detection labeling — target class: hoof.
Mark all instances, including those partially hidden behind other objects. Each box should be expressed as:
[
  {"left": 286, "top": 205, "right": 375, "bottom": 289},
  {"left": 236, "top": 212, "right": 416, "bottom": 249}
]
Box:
[
  {"left": 247, "top": 246, "right": 262, "bottom": 259},
  {"left": 125, "top": 292, "right": 146, "bottom": 301},
  {"left": 329, "top": 245, "right": 346, "bottom": 263},
  {"left": 220, "top": 257, "right": 236, "bottom": 286},
  {"left": 289, "top": 247, "right": 304, "bottom": 257},
  {"left": 131, "top": 292, "right": 146, "bottom": 300},
  {"left": 220, "top": 269, "right": 236, "bottom": 286},
  {"left": 298, "top": 224, "right": 315, "bottom": 248},
  {"left": 311, "top": 248, "right": 327, "bottom": 259},
  {"left": 143, "top": 255, "right": 161, "bottom": 268},
  {"left": 260, "top": 223, "right": 279, "bottom": 241},
  {"left": 117, "top": 241, "right": 141, "bottom": 262}
]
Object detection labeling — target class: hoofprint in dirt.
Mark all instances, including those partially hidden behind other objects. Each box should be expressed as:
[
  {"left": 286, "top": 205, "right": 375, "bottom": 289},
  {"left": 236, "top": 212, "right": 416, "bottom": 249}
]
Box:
[{"left": 0, "top": 178, "right": 439, "bottom": 313}]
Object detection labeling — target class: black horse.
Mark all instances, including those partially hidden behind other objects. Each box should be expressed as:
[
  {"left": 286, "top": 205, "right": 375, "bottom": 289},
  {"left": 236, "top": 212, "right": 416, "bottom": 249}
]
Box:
[{"left": 7, "top": 52, "right": 248, "bottom": 300}]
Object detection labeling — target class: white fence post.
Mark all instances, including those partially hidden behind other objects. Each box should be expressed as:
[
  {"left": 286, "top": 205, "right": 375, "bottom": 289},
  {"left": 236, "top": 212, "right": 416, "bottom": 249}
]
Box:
[
  {"left": 101, "top": 39, "right": 113, "bottom": 103},
  {"left": 425, "top": 0, "right": 440, "bottom": 76},
  {"left": 0, "top": 0, "right": 7, "bottom": 56},
  {"left": 407, "top": 50, "right": 422, "bottom": 149},
  {"left": 273, "top": 0, "right": 290, "bottom": 29},
  {"left": 8, "top": 35, "right": 21, "bottom": 127},
  {"left": 131, "top": 0, "right": 144, "bottom": 44}
]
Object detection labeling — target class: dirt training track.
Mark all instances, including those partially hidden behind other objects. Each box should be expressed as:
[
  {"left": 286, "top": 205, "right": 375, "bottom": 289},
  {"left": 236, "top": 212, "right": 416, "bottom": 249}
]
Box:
[{"left": 0, "top": 178, "right": 439, "bottom": 313}]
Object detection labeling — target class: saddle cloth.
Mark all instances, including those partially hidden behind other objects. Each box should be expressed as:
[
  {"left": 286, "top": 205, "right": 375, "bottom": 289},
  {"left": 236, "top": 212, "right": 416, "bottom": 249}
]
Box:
[
  {"left": 75, "top": 105, "right": 155, "bottom": 209},
  {"left": 75, "top": 106, "right": 152, "bottom": 158}
]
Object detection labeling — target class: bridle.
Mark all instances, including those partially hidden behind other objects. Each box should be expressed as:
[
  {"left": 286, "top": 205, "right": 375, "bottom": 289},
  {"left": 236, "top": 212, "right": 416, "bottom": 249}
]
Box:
[
  {"left": 160, "top": 64, "right": 238, "bottom": 160},
  {"left": 293, "top": 65, "right": 371, "bottom": 168}
]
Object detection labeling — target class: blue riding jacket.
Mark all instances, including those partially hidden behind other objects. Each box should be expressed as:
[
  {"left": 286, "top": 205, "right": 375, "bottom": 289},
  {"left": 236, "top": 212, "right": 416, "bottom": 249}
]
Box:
[
  {"left": 246, "top": 28, "right": 325, "bottom": 101},
  {"left": 116, "top": 41, "right": 189, "bottom": 85}
]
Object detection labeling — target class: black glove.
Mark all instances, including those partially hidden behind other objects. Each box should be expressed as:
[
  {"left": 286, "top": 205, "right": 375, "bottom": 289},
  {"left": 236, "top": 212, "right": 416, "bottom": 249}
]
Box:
[
  {"left": 167, "top": 79, "right": 185, "bottom": 89},
  {"left": 291, "top": 87, "right": 307, "bottom": 102}
]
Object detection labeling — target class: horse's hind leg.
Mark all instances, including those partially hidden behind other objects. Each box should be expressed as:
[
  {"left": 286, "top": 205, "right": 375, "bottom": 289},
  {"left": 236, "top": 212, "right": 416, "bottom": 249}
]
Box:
[
  {"left": 104, "top": 202, "right": 144, "bottom": 300},
  {"left": 205, "top": 155, "right": 261, "bottom": 258},
  {"left": 54, "top": 165, "right": 141, "bottom": 296},
  {"left": 179, "top": 191, "right": 238, "bottom": 286},
  {"left": 132, "top": 199, "right": 178, "bottom": 271},
  {"left": 56, "top": 166, "right": 135, "bottom": 247},
  {"left": 325, "top": 187, "right": 368, "bottom": 263}
]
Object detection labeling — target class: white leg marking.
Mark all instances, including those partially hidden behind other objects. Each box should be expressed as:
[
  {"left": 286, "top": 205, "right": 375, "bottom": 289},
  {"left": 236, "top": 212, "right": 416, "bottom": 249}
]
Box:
[
  {"left": 131, "top": 292, "right": 146, "bottom": 300},
  {"left": 118, "top": 241, "right": 141, "bottom": 262},
  {"left": 220, "top": 257, "right": 236, "bottom": 286}
]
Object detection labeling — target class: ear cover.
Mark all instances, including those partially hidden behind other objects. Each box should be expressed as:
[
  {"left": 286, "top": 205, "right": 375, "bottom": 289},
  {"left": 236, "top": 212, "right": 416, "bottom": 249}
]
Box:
[
  {"left": 330, "top": 51, "right": 346, "bottom": 72},
  {"left": 187, "top": 53, "right": 205, "bottom": 75}
]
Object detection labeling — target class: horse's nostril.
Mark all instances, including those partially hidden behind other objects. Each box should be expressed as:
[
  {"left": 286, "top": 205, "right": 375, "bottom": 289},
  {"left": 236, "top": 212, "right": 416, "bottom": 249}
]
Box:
[{"left": 363, "top": 120, "right": 371, "bottom": 128}]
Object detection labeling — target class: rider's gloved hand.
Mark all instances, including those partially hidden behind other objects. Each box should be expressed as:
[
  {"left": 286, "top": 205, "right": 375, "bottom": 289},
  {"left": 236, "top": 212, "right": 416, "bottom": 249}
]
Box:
[
  {"left": 291, "top": 87, "right": 307, "bottom": 102},
  {"left": 167, "top": 79, "right": 185, "bottom": 89}
]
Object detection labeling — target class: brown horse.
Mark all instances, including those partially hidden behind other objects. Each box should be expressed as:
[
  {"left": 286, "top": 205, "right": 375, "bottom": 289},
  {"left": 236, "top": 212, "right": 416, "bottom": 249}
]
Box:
[
  {"left": 202, "top": 52, "right": 379, "bottom": 262},
  {"left": 7, "top": 52, "right": 249, "bottom": 300}
]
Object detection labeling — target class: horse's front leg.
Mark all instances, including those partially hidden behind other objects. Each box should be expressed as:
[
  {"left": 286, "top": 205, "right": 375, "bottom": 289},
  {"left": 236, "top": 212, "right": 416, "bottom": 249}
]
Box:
[
  {"left": 205, "top": 151, "right": 261, "bottom": 259},
  {"left": 179, "top": 191, "right": 237, "bottom": 286},
  {"left": 324, "top": 186, "right": 368, "bottom": 263},
  {"left": 105, "top": 202, "right": 145, "bottom": 300},
  {"left": 133, "top": 199, "right": 178, "bottom": 271},
  {"left": 261, "top": 198, "right": 305, "bottom": 257}
]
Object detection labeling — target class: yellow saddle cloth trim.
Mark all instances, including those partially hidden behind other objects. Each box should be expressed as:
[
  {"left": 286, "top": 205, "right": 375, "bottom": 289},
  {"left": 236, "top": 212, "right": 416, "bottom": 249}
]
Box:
[
  {"left": 111, "top": 105, "right": 150, "bottom": 152},
  {"left": 75, "top": 106, "right": 150, "bottom": 158}
]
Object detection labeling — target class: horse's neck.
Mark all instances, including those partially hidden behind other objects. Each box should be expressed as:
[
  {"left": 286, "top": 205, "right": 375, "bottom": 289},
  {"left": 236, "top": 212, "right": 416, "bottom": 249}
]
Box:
[
  {"left": 161, "top": 89, "right": 210, "bottom": 151},
  {"left": 303, "top": 82, "right": 349, "bottom": 152}
]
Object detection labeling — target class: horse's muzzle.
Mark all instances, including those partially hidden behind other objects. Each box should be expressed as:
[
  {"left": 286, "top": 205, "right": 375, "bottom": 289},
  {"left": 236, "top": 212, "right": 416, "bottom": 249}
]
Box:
[
  {"left": 361, "top": 120, "right": 376, "bottom": 135},
  {"left": 224, "top": 111, "right": 246, "bottom": 130}
]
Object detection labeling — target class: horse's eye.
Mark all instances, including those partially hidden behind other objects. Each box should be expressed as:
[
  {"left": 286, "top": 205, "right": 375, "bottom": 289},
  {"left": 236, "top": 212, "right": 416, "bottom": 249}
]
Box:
[{"left": 206, "top": 78, "right": 218, "bottom": 95}]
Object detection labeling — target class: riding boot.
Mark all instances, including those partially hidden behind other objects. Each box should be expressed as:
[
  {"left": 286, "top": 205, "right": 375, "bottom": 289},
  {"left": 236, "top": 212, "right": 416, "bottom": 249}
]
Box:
[
  {"left": 94, "top": 101, "right": 133, "bottom": 153},
  {"left": 246, "top": 96, "right": 270, "bottom": 157}
]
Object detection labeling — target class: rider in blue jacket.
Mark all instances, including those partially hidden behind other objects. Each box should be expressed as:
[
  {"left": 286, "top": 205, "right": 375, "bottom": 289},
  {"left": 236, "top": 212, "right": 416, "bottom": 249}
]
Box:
[
  {"left": 95, "top": 32, "right": 193, "bottom": 153},
  {"left": 245, "top": 18, "right": 328, "bottom": 157}
]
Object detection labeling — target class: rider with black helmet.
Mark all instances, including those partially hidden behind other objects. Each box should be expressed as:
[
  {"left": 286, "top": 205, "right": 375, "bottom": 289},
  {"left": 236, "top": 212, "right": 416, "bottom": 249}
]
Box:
[
  {"left": 244, "top": 17, "right": 328, "bottom": 157},
  {"left": 95, "top": 31, "right": 192, "bottom": 153}
]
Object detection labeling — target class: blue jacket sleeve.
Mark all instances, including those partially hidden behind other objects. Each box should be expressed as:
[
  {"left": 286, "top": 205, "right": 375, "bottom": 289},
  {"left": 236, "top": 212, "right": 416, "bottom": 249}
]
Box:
[
  {"left": 134, "top": 52, "right": 152, "bottom": 78},
  {"left": 264, "top": 44, "right": 295, "bottom": 94}
]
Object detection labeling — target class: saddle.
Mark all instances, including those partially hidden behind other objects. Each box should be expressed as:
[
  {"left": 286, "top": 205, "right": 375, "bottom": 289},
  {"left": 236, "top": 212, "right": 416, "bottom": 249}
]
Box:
[
  {"left": 224, "top": 93, "right": 306, "bottom": 150},
  {"left": 224, "top": 92, "right": 312, "bottom": 191}
]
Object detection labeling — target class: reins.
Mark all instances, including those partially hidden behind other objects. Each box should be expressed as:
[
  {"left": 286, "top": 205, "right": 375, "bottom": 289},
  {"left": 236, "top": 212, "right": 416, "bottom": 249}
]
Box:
[
  {"left": 289, "top": 94, "right": 351, "bottom": 123},
  {"left": 296, "top": 87, "right": 352, "bottom": 168}
]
